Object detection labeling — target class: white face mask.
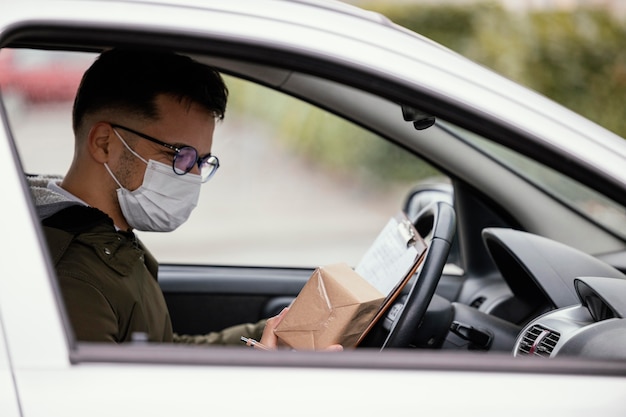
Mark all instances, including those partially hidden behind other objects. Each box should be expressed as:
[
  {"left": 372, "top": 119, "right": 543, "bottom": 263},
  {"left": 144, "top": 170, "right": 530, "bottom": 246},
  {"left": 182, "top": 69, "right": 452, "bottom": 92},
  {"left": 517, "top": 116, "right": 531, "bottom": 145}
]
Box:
[{"left": 105, "top": 129, "right": 202, "bottom": 232}]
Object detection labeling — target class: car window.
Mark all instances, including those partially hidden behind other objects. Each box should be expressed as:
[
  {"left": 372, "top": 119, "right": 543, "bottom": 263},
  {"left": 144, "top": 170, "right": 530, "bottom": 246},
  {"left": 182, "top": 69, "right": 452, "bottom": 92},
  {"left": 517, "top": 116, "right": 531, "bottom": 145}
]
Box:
[
  {"left": 443, "top": 121, "right": 626, "bottom": 240},
  {"left": 5, "top": 48, "right": 446, "bottom": 268}
]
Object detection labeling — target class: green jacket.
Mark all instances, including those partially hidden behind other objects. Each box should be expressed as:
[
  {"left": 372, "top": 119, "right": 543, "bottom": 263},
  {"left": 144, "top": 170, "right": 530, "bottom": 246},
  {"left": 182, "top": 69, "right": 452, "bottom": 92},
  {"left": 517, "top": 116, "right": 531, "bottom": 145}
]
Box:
[{"left": 31, "top": 175, "right": 265, "bottom": 344}]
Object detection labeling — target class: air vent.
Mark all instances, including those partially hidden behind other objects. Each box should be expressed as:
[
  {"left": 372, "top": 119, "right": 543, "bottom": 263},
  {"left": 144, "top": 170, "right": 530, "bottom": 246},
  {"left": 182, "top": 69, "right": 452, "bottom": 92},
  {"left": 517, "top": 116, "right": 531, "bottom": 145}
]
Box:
[
  {"left": 517, "top": 325, "right": 560, "bottom": 358},
  {"left": 470, "top": 296, "right": 486, "bottom": 309}
]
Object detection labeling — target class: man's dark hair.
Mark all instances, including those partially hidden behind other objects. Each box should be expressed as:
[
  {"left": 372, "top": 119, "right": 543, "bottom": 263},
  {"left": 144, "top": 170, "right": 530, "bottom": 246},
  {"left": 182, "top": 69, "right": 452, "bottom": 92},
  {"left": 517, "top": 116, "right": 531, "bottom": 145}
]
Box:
[{"left": 72, "top": 48, "right": 228, "bottom": 132}]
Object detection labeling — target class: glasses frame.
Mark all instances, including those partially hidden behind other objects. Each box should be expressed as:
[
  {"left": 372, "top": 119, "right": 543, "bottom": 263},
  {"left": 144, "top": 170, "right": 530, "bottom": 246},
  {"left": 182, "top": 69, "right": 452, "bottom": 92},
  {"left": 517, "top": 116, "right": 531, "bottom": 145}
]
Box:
[{"left": 110, "top": 123, "right": 219, "bottom": 182}]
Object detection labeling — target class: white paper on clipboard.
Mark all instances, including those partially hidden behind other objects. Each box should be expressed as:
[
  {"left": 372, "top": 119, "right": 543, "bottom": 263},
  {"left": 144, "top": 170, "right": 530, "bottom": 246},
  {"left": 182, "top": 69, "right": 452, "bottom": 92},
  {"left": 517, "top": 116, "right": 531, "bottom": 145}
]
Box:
[{"left": 355, "top": 212, "right": 425, "bottom": 296}]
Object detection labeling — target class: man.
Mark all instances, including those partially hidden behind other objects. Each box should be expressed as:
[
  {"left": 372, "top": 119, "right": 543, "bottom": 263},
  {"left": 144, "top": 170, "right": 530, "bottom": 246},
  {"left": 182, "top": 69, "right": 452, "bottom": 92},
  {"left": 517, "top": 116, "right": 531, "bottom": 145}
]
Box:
[{"left": 29, "top": 48, "right": 283, "bottom": 346}]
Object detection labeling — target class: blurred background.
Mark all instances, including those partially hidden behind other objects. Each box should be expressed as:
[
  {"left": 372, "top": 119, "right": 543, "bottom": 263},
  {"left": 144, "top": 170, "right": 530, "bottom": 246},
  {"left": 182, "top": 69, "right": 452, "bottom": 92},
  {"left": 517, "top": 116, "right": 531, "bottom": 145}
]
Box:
[{"left": 347, "top": 0, "right": 626, "bottom": 138}]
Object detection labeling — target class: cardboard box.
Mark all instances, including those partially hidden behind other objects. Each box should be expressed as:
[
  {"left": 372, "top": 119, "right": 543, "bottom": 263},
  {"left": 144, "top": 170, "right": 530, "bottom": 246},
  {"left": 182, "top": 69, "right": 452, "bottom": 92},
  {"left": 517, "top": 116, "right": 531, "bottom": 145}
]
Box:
[{"left": 274, "top": 263, "right": 385, "bottom": 350}]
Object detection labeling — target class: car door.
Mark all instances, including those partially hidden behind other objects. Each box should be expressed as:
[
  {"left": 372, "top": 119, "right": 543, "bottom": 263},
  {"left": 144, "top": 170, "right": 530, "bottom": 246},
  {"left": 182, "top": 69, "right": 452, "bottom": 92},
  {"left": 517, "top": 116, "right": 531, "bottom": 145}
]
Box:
[{"left": 0, "top": 320, "right": 20, "bottom": 417}]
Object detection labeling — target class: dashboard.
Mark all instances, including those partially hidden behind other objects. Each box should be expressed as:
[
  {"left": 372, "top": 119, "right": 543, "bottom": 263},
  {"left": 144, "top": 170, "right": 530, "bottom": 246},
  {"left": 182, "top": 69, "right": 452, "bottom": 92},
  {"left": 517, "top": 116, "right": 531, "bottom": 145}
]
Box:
[
  {"left": 438, "top": 228, "right": 626, "bottom": 359},
  {"left": 515, "top": 276, "right": 626, "bottom": 360}
]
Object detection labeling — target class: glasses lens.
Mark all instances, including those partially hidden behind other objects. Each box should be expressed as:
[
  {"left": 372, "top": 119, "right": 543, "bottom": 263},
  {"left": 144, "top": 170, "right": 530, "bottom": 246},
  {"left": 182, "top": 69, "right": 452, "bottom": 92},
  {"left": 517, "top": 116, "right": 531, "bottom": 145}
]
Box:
[
  {"left": 173, "top": 147, "right": 198, "bottom": 175},
  {"left": 199, "top": 155, "right": 220, "bottom": 182}
]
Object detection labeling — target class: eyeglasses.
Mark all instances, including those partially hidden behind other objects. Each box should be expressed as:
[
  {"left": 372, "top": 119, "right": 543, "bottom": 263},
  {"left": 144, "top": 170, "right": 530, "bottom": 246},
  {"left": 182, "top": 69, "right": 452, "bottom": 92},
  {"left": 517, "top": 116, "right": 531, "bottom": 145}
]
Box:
[{"left": 110, "top": 124, "right": 219, "bottom": 182}]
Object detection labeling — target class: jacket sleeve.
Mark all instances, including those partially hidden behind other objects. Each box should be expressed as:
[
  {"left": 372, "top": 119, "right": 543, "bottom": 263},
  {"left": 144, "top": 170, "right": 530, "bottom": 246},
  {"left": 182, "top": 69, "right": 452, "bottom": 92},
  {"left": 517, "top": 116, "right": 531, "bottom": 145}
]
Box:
[
  {"left": 172, "top": 320, "right": 267, "bottom": 345},
  {"left": 58, "top": 274, "right": 120, "bottom": 343}
]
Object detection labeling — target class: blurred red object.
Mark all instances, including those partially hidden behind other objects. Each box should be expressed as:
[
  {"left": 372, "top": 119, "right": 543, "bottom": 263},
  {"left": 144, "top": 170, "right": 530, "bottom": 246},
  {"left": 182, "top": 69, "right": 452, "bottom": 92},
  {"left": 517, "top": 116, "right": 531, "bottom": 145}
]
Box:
[{"left": 0, "top": 49, "right": 93, "bottom": 103}]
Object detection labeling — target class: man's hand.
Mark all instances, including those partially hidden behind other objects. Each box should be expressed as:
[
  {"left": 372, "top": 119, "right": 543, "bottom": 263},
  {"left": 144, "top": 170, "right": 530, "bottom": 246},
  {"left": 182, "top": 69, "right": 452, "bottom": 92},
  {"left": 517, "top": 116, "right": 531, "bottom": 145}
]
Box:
[
  {"left": 258, "top": 307, "right": 288, "bottom": 349},
  {"left": 259, "top": 307, "right": 343, "bottom": 352}
]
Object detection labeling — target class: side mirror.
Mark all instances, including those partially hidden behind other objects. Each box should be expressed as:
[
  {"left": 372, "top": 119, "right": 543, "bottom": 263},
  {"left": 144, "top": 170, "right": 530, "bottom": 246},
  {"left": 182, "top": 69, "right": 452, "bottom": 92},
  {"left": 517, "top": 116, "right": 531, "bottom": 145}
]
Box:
[
  {"left": 403, "top": 182, "right": 460, "bottom": 267},
  {"left": 403, "top": 182, "right": 453, "bottom": 221}
]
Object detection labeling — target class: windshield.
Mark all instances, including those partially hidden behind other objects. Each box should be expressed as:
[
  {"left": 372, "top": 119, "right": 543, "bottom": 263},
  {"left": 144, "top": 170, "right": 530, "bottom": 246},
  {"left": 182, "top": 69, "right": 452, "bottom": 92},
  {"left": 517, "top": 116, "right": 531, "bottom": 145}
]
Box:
[{"left": 443, "top": 122, "right": 626, "bottom": 241}]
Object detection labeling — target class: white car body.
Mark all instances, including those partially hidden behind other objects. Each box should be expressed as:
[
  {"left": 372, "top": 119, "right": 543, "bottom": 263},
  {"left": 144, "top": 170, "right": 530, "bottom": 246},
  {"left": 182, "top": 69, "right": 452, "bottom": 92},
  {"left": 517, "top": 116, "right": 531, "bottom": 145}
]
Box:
[{"left": 1, "top": 1, "right": 625, "bottom": 415}]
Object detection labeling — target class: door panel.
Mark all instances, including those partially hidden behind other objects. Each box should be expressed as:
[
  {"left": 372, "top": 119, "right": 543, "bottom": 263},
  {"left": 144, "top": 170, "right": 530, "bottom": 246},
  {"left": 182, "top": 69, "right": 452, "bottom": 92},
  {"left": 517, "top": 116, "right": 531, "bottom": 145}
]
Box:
[{"left": 159, "top": 265, "right": 311, "bottom": 333}]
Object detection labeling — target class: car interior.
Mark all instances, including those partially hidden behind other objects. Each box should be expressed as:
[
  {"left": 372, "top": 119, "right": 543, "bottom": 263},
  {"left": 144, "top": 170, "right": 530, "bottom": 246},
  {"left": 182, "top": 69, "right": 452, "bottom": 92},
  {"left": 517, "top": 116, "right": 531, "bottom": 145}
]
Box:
[{"left": 4, "top": 30, "right": 626, "bottom": 363}]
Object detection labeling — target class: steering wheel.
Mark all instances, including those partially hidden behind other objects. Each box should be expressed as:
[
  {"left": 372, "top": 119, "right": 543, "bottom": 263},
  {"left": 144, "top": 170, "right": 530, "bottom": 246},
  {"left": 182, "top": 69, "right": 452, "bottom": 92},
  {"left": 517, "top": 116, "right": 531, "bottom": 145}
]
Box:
[{"left": 364, "top": 201, "right": 456, "bottom": 349}]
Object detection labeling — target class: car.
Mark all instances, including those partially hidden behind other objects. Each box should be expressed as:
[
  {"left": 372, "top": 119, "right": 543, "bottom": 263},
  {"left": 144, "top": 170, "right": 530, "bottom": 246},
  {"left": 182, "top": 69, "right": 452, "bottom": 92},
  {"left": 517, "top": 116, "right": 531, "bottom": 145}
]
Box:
[
  {"left": 2, "top": 0, "right": 626, "bottom": 415},
  {"left": 0, "top": 49, "right": 88, "bottom": 103}
]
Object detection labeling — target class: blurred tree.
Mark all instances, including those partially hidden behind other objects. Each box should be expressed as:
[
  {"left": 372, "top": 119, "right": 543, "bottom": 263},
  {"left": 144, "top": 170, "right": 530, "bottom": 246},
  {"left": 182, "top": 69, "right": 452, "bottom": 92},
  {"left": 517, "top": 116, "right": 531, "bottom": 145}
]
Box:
[{"left": 364, "top": 2, "right": 626, "bottom": 137}]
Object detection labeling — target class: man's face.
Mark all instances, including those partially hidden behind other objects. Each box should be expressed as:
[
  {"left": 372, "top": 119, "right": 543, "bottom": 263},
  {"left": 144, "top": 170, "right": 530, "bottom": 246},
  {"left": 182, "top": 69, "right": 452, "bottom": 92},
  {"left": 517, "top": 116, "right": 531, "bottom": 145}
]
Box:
[{"left": 110, "top": 94, "right": 217, "bottom": 192}]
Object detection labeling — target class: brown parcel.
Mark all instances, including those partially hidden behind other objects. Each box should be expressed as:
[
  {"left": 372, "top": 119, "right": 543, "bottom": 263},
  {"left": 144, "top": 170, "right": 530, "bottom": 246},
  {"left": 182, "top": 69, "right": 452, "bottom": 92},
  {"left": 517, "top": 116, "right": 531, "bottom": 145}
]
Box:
[{"left": 274, "top": 263, "right": 385, "bottom": 350}]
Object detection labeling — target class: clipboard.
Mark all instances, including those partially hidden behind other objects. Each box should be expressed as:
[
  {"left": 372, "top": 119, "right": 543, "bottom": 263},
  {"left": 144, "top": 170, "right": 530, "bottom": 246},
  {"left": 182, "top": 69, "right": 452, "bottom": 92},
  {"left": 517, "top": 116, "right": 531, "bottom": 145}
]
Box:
[{"left": 354, "top": 211, "right": 428, "bottom": 346}]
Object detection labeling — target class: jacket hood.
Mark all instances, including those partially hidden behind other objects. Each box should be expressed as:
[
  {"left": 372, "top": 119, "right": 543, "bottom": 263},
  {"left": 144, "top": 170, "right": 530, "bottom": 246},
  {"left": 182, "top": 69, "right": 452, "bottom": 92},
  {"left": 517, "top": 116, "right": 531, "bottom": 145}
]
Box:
[{"left": 28, "top": 174, "right": 80, "bottom": 220}]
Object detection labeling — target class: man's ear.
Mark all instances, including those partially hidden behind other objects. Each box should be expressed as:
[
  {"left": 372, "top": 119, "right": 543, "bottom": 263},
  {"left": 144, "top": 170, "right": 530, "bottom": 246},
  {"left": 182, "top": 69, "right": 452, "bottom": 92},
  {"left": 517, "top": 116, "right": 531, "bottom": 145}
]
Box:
[{"left": 87, "top": 122, "right": 114, "bottom": 164}]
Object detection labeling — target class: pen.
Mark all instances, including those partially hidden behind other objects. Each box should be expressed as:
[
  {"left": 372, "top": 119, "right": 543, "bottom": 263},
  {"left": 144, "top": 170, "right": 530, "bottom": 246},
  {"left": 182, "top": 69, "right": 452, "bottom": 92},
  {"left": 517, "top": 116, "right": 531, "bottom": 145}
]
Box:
[{"left": 240, "top": 336, "right": 270, "bottom": 351}]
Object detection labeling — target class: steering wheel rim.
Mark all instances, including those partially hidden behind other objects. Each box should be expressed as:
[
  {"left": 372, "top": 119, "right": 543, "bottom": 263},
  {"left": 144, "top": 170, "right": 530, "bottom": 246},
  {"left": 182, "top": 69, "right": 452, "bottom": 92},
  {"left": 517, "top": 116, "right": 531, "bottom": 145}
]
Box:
[{"left": 381, "top": 201, "right": 456, "bottom": 349}]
